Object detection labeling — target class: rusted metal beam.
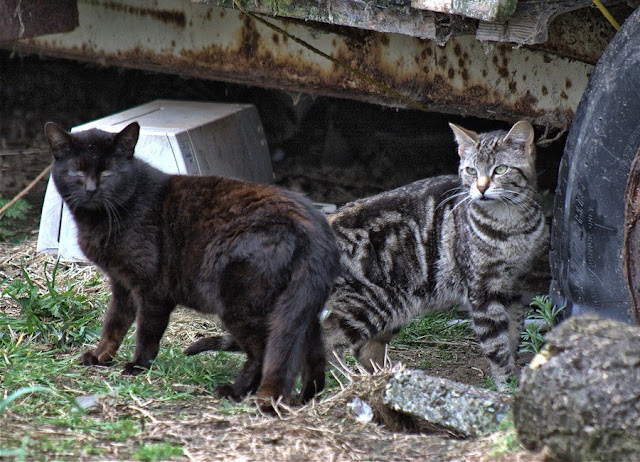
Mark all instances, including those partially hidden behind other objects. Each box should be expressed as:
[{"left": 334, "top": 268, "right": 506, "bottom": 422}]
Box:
[
  {"left": 3, "top": 0, "right": 593, "bottom": 129},
  {"left": 0, "top": 0, "right": 78, "bottom": 42},
  {"left": 196, "top": 0, "right": 441, "bottom": 40}
]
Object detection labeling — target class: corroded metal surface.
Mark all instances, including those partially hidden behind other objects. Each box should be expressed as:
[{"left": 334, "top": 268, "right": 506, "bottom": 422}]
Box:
[
  {"left": 624, "top": 148, "right": 640, "bottom": 324},
  {"left": 0, "top": 0, "right": 78, "bottom": 42},
  {"left": 4, "top": 0, "right": 594, "bottom": 128}
]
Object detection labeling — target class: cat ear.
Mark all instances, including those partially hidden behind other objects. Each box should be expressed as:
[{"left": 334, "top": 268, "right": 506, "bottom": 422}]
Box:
[
  {"left": 44, "top": 122, "right": 72, "bottom": 159},
  {"left": 503, "top": 121, "right": 535, "bottom": 151},
  {"left": 449, "top": 123, "right": 478, "bottom": 158},
  {"left": 114, "top": 122, "right": 140, "bottom": 158}
]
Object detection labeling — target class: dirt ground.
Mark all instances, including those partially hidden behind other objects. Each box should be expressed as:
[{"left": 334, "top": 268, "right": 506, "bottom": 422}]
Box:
[{"left": 0, "top": 50, "right": 551, "bottom": 460}]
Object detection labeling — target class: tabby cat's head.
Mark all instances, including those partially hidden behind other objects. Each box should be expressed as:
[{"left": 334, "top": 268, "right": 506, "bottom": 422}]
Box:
[
  {"left": 45, "top": 122, "right": 140, "bottom": 212},
  {"left": 449, "top": 121, "right": 536, "bottom": 203}
]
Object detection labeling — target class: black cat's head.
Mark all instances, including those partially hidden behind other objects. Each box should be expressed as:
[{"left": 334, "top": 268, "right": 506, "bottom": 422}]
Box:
[{"left": 45, "top": 122, "right": 140, "bottom": 212}]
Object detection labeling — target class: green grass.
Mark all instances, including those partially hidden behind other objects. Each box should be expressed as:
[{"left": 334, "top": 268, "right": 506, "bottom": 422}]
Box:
[
  {"left": 393, "top": 309, "right": 473, "bottom": 346},
  {"left": 0, "top": 261, "right": 245, "bottom": 460},
  {"left": 133, "top": 442, "right": 184, "bottom": 461}
]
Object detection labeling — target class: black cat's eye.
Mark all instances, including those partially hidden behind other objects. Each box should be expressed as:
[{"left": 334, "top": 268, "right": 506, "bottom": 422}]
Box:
[
  {"left": 68, "top": 170, "right": 85, "bottom": 178},
  {"left": 465, "top": 167, "right": 477, "bottom": 175},
  {"left": 494, "top": 165, "right": 508, "bottom": 175},
  {"left": 101, "top": 170, "right": 114, "bottom": 178}
]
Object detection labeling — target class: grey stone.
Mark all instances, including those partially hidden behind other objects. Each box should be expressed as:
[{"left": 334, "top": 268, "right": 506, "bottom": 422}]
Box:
[
  {"left": 514, "top": 314, "right": 640, "bottom": 461},
  {"left": 383, "top": 369, "right": 511, "bottom": 437}
]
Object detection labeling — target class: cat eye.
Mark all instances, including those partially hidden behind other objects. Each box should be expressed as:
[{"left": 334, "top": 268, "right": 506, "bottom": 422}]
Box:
[
  {"left": 101, "top": 170, "right": 114, "bottom": 178},
  {"left": 68, "top": 170, "right": 85, "bottom": 178},
  {"left": 494, "top": 165, "right": 508, "bottom": 175},
  {"left": 465, "top": 167, "right": 477, "bottom": 175}
]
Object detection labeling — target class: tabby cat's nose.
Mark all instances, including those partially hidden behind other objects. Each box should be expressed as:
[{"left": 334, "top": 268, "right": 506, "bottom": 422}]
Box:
[{"left": 477, "top": 176, "right": 490, "bottom": 194}]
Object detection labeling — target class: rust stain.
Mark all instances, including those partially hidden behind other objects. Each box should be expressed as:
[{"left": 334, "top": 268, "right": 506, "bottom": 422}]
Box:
[
  {"left": 15, "top": 11, "right": 576, "bottom": 129},
  {"left": 98, "top": 1, "right": 186, "bottom": 28}
]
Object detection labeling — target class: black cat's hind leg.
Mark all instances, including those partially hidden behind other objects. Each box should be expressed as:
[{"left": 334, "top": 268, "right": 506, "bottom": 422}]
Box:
[
  {"left": 82, "top": 281, "right": 136, "bottom": 367},
  {"left": 214, "top": 351, "right": 263, "bottom": 402},
  {"left": 300, "top": 320, "right": 326, "bottom": 404}
]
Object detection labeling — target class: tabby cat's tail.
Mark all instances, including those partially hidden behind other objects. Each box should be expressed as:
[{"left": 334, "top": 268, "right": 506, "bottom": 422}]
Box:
[{"left": 184, "top": 334, "right": 241, "bottom": 355}]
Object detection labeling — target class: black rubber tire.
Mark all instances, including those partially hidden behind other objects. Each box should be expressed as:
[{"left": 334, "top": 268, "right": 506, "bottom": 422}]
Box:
[{"left": 550, "top": 7, "right": 640, "bottom": 324}]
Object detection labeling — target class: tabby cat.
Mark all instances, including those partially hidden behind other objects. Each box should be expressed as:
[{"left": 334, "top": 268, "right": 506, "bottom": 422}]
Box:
[
  {"left": 323, "top": 120, "right": 548, "bottom": 386},
  {"left": 186, "top": 121, "right": 548, "bottom": 388},
  {"left": 45, "top": 121, "right": 340, "bottom": 404}
]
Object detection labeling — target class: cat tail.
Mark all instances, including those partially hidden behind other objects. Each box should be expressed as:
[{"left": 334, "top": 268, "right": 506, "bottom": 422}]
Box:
[
  {"left": 183, "top": 334, "right": 242, "bottom": 355},
  {"left": 258, "top": 218, "right": 341, "bottom": 402}
]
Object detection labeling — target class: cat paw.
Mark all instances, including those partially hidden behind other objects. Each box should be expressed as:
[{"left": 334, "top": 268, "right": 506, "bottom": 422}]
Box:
[
  {"left": 214, "top": 384, "right": 244, "bottom": 402},
  {"left": 122, "top": 362, "right": 148, "bottom": 376},
  {"left": 80, "top": 351, "right": 112, "bottom": 367}
]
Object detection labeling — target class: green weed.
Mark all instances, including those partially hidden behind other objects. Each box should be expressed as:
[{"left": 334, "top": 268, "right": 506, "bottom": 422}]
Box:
[
  {"left": 1, "top": 260, "right": 103, "bottom": 348},
  {"left": 0, "top": 196, "right": 30, "bottom": 241},
  {"left": 519, "top": 295, "right": 565, "bottom": 355}
]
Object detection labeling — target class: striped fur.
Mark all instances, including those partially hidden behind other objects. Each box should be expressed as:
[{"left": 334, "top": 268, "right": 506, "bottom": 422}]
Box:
[{"left": 323, "top": 121, "right": 548, "bottom": 387}]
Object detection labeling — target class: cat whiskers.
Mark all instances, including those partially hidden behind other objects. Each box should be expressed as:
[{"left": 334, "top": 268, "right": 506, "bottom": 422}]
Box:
[
  {"left": 450, "top": 194, "right": 472, "bottom": 214},
  {"left": 437, "top": 188, "right": 469, "bottom": 212}
]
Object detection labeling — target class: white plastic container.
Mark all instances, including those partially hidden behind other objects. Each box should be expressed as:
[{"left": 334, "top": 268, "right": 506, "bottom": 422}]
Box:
[{"left": 37, "top": 99, "right": 273, "bottom": 261}]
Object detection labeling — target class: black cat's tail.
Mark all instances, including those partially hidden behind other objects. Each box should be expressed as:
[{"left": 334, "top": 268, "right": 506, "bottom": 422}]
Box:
[
  {"left": 184, "top": 334, "right": 242, "bottom": 355},
  {"left": 258, "top": 206, "right": 340, "bottom": 403}
]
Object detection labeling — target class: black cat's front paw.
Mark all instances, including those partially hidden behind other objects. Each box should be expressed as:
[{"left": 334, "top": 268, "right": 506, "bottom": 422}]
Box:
[
  {"left": 122, "top": 362, "right": 148, "bottom": 376},
  {"left": 80, "top": 351, "right": 113, "bottom": 367},
  {"left": 214, "top": 383, "right": 244, "bottom": 402}
]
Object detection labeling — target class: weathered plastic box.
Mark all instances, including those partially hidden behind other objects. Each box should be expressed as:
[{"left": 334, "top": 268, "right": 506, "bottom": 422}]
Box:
[{"left": 37, "top": 99, "right": 273, "bottom": 261}]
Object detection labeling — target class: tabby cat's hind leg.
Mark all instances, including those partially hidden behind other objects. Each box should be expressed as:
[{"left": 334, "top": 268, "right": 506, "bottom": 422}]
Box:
[{"left": 354, "top": 331, "right": 394, "bottom": 373}]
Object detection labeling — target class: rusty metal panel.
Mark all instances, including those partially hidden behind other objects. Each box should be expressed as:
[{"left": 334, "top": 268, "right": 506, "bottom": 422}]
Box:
[
  {"left": 197, "top": 0, "right": 439, "bottom": 40},
  {"left": 0, "top": 0, "right": 78, "bottom": 42},
  {"left": 3, "top": 0, "right": 592, "bottom": 128}
]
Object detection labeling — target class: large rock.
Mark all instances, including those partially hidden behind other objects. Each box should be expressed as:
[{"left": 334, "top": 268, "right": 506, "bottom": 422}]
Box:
[
  {"left": 514, "top": 314, "right": 640, "bottom": 461},
  {"left": 383, "top": 369, "right": 511, "bottom": 437}
]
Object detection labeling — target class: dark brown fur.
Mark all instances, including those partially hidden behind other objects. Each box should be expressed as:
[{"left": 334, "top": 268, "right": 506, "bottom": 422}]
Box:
[{"left": 45, "top": 122, "right": 340, "bottom": 404}]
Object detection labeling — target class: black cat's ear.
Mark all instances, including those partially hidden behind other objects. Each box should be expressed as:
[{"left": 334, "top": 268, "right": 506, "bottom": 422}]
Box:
[
  {"left": 114, "top": 122, "right": 140, "bottom": 158},
  {"left": 44, "top": 122, "right": 72, "bottom": 159},
  {"left": 449, "top": 123, "right": 478, "bottom": 158},
  {"left": 503, "top": 121, "right": 535, "bottom": 154}
]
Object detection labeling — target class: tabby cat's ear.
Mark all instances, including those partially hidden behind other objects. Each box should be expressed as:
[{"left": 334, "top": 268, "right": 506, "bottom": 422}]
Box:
[
  {"left": 44, "top": 122, "right": 72, "bottom": 159},
  {"left": 114, "top": 122, "right": 140, "bottom": 158},
  {"left": 503, "top": 121, "right": 535, "bottom": 153},
  {"left": 449, "top": 123, "right": 478, "bottom": 158}
]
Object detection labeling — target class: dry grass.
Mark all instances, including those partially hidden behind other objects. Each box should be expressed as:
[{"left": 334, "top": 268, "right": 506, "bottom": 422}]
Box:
[{"left": 0, "top": 240, "right": 542, "bottom": 461}]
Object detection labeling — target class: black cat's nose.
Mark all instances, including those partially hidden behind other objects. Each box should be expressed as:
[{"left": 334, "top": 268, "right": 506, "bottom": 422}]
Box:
[{"left": 85, "top": 178, "right": 98, "bottom": 194}]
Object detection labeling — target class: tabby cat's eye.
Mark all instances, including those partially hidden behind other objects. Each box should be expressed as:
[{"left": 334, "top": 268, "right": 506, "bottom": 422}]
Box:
[
  {"left": 465, "top": 167, "right": 477, "bottom": 175},
  {"left": 494, "top": 165, "right": 508, "bottom": 175}
]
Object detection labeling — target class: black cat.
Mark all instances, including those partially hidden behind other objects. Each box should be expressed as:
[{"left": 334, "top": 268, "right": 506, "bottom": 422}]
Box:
[{"left": 45, "top": 121, "right": 340, "bottom": 404}]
